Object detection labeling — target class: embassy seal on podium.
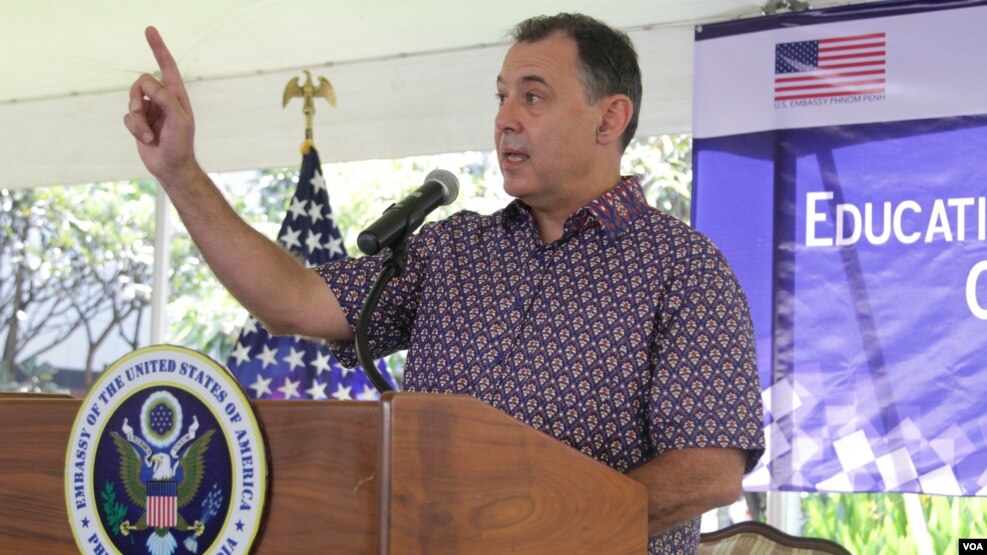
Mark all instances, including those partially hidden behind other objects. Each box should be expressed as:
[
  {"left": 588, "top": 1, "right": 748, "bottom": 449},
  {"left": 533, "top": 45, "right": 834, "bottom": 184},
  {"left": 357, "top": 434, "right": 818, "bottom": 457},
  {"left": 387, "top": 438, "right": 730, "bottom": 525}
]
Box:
[{"left": 65, "top": 345, "right": 268, "bottom": 555}]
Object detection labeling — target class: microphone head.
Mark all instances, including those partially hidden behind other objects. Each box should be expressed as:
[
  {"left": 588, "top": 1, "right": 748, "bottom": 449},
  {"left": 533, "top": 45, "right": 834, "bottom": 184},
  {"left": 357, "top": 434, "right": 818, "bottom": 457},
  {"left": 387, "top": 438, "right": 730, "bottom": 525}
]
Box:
[{"left": 425, "top": 169, "right": 459, "bottom": 206}]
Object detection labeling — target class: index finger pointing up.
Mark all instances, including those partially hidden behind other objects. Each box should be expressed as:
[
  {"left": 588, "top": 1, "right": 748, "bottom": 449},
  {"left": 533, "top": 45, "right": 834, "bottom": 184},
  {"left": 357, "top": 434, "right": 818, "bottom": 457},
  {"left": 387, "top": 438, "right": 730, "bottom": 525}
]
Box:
[{"left": 145, "top": 26, "right": 189, "bottom": 98}]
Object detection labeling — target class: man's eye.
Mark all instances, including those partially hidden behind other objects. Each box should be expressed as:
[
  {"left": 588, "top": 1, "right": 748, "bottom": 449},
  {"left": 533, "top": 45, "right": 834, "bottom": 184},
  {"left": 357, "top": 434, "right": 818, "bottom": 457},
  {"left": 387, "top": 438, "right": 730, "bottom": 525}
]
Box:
[
  {"left": 526, "top": 93, "right": 540, "bottom": 103},
  {"left": 495, "top": 93, "right": 506, "bottom": 105}
]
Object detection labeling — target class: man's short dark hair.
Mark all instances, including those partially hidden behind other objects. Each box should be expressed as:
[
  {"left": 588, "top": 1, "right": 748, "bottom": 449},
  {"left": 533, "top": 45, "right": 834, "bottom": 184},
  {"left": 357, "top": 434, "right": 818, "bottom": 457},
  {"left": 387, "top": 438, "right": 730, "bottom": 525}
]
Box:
[{"left": 511, "top": 13, "right": 642, "bottom": 149}]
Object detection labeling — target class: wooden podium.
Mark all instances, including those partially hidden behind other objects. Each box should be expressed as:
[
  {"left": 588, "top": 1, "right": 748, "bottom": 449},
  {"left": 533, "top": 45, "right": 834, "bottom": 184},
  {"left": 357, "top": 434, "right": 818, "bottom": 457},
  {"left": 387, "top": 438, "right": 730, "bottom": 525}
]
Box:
[{"left": 0, "top": 392, "right": 647, "bottom": 554}]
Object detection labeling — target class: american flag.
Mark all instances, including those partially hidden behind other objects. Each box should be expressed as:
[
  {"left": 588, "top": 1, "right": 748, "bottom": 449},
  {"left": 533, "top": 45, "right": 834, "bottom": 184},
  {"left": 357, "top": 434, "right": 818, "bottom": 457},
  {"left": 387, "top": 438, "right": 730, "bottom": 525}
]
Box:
[
  {"left": 147, "top": 480, "right": 177, "bottom": 528},
  {"left": 774, "top": 32, "right": 886, "bottom": 101},
  {"left": 227, "top": 145, "right": 395, "bottom": 401}
]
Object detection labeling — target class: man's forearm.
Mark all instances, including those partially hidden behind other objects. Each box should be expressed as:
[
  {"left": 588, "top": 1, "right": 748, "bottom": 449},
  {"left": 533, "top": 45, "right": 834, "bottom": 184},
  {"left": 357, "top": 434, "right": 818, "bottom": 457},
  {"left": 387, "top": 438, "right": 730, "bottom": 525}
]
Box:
[
  {"left": 164, "top": 169, "right": 352, "bottom": 340},
  {"left": 627, "top": 447, "right": 746, "bottom": 536}
]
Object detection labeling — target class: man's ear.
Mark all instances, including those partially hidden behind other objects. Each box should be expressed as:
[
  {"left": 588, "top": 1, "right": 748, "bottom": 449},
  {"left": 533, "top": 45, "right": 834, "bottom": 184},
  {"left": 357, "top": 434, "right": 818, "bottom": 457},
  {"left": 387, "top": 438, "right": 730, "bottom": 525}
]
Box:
[{"left": 596, "top": 94, "right": 633, "bottom": 146}]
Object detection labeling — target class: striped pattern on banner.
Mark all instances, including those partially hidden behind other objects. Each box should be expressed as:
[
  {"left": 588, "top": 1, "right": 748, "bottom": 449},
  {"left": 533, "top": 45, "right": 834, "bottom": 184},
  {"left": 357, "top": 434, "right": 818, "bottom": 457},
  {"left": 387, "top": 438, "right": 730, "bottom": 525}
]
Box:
[
  {"left": 147, "top": 480, "right": 178, "bottom": 528},
  {"left": 774, "top": 32, "right": 886, "bottom": 101}
]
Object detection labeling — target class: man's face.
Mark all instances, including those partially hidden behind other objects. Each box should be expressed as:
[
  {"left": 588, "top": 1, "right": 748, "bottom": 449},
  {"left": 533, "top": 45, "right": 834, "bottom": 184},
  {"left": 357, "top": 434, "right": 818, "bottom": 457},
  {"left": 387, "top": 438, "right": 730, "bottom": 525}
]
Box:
[{"left": 495, "top": 32, "right": 604, "bottom": 209}]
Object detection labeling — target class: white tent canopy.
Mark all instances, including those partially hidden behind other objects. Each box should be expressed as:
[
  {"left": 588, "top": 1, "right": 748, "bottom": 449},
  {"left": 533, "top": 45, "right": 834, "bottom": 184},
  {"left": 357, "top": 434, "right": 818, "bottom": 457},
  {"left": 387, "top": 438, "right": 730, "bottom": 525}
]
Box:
[{"left": 1, "top": 0, "right": 868, "bottom": 190}]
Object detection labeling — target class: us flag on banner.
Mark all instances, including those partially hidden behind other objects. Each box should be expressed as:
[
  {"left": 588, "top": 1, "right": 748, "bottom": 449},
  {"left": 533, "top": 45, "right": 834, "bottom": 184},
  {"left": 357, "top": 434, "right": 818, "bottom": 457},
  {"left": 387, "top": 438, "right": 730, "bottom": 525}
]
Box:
[
  {"left": 774, "top": 32, "right": 886, "bottom": 101},
  {"left": 146, "top": 480, "right": 178, "bottom": 528},
  {"left": 227, "top": 145, "right": 395, "bottom": 401}
]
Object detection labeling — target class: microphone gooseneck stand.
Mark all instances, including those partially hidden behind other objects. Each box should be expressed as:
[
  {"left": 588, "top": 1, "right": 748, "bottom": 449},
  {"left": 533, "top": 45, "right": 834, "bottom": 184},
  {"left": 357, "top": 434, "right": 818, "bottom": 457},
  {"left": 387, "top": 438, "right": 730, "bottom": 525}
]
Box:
[{"left": 355, "top": 241, "right": 408, "bottom": 393}]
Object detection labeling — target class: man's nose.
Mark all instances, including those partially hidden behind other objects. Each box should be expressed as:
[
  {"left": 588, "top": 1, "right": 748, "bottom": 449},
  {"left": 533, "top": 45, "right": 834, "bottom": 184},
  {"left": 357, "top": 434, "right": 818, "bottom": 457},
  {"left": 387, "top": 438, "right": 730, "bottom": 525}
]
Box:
[{"left": 495, "top": 97, "right": 521, "bottom": 135}]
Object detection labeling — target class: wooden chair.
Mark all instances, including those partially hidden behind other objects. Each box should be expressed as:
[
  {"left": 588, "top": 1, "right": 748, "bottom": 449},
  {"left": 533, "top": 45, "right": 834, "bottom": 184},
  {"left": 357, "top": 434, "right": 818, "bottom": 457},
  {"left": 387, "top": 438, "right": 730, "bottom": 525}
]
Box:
[{"left": 699, "top": 520, "right": 852, "bottom": 555}]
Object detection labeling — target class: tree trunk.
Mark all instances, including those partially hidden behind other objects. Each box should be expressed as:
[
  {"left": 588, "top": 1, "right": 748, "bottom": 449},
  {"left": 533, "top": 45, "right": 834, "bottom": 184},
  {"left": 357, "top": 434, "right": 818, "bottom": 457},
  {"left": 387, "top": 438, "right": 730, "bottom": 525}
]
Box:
[{"left": 1, "top": 260, "right": 28, "bottom": 387}]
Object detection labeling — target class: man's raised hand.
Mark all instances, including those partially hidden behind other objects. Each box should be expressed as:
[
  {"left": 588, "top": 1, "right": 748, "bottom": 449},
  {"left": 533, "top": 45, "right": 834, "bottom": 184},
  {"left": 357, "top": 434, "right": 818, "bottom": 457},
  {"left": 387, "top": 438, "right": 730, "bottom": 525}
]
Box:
[{"left": 123, "top": 26, "right": 200, "bottom": 186}]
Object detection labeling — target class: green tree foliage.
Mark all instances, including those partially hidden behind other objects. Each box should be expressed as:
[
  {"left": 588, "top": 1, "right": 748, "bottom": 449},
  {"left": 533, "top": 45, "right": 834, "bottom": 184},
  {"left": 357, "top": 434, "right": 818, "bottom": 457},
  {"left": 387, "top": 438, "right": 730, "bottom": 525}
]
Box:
[
  {"left": 803, "top": 492, "right": 987, "bottom": 554},
  {"left": 623, "top": 135, "right": 693, "bottom": 223},
  {"left": 1, "top": 182, "right": 156, "bottom": 389}
]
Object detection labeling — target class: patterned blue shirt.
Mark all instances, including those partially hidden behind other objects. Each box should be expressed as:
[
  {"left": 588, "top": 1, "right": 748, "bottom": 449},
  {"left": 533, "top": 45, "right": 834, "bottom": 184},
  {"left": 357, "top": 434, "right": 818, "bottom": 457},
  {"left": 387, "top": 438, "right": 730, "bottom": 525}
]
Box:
[{"left": 318, "top": 177, "right": 765, "bottom": 554}]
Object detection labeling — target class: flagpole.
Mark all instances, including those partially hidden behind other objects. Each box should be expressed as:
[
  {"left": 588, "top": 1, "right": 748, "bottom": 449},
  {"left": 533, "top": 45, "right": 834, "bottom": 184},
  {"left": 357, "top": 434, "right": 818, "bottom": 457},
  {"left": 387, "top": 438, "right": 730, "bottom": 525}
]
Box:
[{"left": 226, "top": 69, "right": 395, "bottom": 401}]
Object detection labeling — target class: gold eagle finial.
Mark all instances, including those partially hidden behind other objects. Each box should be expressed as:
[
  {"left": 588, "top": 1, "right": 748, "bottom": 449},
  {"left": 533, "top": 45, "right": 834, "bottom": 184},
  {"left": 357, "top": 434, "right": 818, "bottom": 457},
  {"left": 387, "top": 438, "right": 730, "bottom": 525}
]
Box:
[{"left": 283, "top": 70, "right": 336, "bottom": 152}]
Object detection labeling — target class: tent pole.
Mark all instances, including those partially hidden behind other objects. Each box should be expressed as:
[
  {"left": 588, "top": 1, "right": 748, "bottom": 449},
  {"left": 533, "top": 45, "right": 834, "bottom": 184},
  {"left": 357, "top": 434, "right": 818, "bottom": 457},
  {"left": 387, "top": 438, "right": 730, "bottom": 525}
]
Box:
[
  {"left": 766, "top": 490, "right": 801, "bottom": 535},
  {"left": 151, "top": 183, "right": 171, "bottom": 344}
]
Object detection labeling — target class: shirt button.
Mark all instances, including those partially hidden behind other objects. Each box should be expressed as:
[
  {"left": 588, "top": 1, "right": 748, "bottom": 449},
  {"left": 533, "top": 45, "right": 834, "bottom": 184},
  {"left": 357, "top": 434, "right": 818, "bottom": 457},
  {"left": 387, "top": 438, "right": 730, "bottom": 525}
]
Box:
[{"left": 493, "top": 354, "right": 504, "bottom": 364}]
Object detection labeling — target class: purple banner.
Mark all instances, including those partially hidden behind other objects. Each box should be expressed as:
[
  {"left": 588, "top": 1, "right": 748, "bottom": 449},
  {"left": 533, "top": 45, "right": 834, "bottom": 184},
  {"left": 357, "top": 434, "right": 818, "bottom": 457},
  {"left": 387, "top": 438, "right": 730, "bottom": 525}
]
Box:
[{"left": 693, "top": 1, "right": 987, "bottom": 496}]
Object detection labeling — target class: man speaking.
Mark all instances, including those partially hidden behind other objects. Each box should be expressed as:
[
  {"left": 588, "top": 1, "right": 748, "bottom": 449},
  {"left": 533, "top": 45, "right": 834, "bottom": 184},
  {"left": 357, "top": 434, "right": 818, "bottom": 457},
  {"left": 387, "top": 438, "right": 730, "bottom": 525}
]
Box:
[{"left": 124, "top": 13, "right": 765, "bottom": 554}]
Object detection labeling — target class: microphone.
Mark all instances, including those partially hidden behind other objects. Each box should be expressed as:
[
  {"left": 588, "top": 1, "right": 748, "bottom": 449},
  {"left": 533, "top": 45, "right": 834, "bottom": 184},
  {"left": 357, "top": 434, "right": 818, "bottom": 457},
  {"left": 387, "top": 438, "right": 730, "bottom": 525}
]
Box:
[{"left": 357, "top": 169, "right": 459, "bottom": 255}]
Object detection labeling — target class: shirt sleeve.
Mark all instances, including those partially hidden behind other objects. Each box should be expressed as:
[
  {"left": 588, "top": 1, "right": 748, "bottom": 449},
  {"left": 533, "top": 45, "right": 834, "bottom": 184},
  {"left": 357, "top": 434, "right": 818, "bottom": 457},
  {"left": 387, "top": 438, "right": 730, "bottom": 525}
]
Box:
[
  {"left": 314, "top": 227, "right": 434, "bottom": 369},
  {"left": 648, "top": 235, "right": 765, "bottom": 472}
]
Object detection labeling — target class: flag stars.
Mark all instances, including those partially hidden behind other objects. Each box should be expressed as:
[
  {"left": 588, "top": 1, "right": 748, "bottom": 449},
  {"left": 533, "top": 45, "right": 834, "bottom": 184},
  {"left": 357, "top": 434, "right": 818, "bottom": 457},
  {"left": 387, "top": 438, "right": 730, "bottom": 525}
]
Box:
[
  {"left": 280, "top": 227, "right": 302, "bottom": 250},
  {"left": 310, "top": 170, "right": 327, "bottom": 195},
  {"left": 249, "top": 374, "right": 272, "bottom": 398},
  {"left": 305, "top": 231, "right": 325, "bottom": 252},
  {"left": 306, "top": 380, "right": 329, "bottom": 400},
  {"left": 326, "top": 236, "right": 344, "bottom": 257},
  {"left": 775, "top": 40, "right": 818, "bottom": 73},
  {"left": 240, "top": 317, "right": 259, "bottom": 337},
  {"left": 308, "top": 201, "right": 325, "bottom": 223},
  {"left": 311, "top": 352, "right": 332, "bottom": 375},
  {"left": 331, "top": 384, "right": 353, "bottom": 400},
  {"left": 278, "top": 377, "right": 301, "bottom": 400},
  {"left": 356, "top": 385, "right": 380, "bottom": 401},
  {"left": 257, "top": 345, "right": 279, "bottom": 369},
  {"left": 229, "top": 342, "right": 251, "bottom": 366},
  {"left": 283, "top": 348, "right": 305, "bottom": 371},
  {"left": 287, "top": 196, "right": 308, "bottom": 221},
  {"left": 226, "top": 147, "right": 394, "bottom": 402}
]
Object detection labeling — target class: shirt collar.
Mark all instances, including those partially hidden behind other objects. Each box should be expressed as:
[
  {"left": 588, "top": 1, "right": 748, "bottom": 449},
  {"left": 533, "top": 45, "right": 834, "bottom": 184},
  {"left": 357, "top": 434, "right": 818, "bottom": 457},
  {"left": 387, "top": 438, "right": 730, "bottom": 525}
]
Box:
[{"left": 501, "top": 176, "right": 649, "bottom": 241}]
